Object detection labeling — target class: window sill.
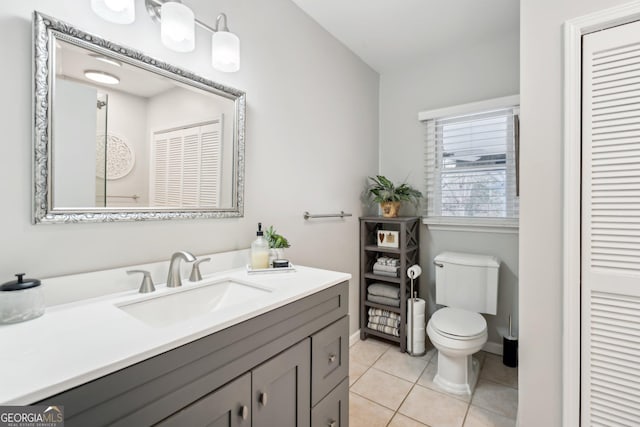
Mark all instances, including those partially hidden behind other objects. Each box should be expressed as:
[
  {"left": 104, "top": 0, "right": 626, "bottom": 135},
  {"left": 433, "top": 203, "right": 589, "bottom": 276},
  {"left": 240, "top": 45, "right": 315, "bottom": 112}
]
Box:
[{"left": 421, "top": 217, "right": 519, "bottom": 234}]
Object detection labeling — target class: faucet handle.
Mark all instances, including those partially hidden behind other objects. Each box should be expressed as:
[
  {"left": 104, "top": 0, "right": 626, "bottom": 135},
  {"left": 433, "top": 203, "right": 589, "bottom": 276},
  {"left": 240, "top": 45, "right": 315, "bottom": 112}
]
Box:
[
  {"left": 127, "top": 270, "right": 156, "bottom": 294},
  {"left": 189, "top": 258, "right": 211, "bottom": 282}
]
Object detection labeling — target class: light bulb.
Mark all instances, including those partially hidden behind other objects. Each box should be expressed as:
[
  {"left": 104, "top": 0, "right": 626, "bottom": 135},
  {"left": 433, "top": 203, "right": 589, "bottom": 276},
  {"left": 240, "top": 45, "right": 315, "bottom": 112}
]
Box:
[
  {"left": 212, "top": 31, "right": 240, "bottom": 72},
  {"left": 160, "top": 2, "right": 195, "bottom": 52},
  {"left": 91, "top": 0, "right": 135, "bottom": 24}
]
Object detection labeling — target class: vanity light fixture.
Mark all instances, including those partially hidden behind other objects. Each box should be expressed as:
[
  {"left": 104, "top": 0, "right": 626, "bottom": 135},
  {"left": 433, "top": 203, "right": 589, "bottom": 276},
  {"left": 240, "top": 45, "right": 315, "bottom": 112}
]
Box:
[
  {"left": 84, "top": 70, "right": 120, "bottom": 85},
  {"left": 92, "top": 0, "right": 240, "bottom": 72},
  {"left": 90, "top": 0, "right": 135, "bottom": 24}
]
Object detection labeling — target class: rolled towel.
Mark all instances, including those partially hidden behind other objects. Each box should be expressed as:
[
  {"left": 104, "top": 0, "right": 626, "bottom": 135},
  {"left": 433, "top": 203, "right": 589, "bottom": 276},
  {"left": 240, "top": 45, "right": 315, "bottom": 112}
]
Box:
[
  {"left": 368, "top": 282, "right": 400, "bottom": 299},
  {"left": 368, "top": 308, "right": 401, "bottom": 319},
  {"left": 367, "top": 294, "right": 401, "bottom": 307},
  {"left": 377, "top": 256, "right": 400, "bottom": 267},
  {"left": 367, "top": 322, "right": 400, "bottom": 337},
  {"left": 368, "top": 315, "right": 400, "bottom": 328}
]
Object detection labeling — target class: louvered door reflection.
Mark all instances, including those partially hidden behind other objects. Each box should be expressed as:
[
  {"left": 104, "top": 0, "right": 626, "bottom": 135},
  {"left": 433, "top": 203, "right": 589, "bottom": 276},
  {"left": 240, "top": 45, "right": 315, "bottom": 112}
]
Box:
[
  {"left": 582, "top": 20, "right": 640, "bottom": 426},
  {"left": 151, "top": 118, "right": 222, "bottom": 208}
]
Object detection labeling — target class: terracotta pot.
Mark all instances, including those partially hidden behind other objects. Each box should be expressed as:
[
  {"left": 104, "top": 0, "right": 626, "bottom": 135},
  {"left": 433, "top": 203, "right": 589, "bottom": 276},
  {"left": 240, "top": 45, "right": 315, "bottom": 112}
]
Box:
[{"left": 380, "top": 201, "right": 401, "bottom": 218}]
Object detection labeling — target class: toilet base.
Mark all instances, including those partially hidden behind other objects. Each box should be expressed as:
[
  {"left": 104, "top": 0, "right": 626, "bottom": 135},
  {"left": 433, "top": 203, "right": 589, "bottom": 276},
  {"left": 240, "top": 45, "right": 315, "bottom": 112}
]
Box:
[{"left": 433, "top": 352, "right": 480, "bottom": 396}]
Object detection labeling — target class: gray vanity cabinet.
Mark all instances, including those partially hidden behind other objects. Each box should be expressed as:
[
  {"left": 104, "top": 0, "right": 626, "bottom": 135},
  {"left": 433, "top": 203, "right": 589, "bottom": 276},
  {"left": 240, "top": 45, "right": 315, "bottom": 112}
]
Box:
[
  {"left": 159, "top": 339, "right": 310, "bottom": 427},
  {"left": 252, "top": 339, "right": 310, "bottom": 427},
  {"left": 37, "top": 281, "right": 349, "bottom": 427}
]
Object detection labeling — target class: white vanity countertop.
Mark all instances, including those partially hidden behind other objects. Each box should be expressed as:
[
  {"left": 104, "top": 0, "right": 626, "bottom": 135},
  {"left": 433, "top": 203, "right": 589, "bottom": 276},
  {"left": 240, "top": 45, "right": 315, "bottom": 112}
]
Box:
[{"left": 0, "top": 265, "right": 350, "bottom": 404}]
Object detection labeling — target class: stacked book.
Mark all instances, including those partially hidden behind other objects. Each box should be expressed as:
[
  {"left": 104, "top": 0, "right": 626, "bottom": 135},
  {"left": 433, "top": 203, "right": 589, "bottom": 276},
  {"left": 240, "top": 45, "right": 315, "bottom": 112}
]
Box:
[
  {"left": 373, "top": 256, "right": 399, "bottom": 277},
  {"left": 367, "top": 307, "right": 401, "bottom": 337}
]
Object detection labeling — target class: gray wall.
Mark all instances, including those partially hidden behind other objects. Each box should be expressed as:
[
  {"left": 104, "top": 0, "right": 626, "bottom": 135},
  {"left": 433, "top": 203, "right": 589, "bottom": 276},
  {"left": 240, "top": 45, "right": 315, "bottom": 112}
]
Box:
[
  {"left": 379, "top": 31, "right": 520, "bottom": 348},
  {"left": 519, "top": 0, "right": 632, "bottom": 424},
  {"left": 0, "top": 0, "right": 379, "bottom": 335}
]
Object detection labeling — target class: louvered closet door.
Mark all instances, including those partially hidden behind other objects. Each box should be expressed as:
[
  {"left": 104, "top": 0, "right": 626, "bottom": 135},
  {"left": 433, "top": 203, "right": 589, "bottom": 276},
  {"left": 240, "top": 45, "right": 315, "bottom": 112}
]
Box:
[{"left": 582, "top": 20, "right": 640, "bottom": 426}]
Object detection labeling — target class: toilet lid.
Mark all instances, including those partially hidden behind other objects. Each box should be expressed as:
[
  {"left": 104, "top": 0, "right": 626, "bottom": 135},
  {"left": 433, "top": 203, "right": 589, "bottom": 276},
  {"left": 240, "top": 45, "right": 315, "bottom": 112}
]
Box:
[{"left": 430, "top": 307, "right": 487, "bottom": 338}]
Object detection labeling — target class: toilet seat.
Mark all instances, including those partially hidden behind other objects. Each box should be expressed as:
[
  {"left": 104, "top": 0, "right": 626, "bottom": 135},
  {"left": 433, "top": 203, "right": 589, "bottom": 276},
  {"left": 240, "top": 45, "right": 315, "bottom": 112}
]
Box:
[{"left": 430, "top": 307, "right": 486, "bottom": 340}]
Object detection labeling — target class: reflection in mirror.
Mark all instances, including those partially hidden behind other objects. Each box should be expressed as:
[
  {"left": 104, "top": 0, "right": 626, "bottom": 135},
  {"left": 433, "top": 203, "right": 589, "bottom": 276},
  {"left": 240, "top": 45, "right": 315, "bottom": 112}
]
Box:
[{"left": 33, "top": 12, "right": 245, "bottom": 224}]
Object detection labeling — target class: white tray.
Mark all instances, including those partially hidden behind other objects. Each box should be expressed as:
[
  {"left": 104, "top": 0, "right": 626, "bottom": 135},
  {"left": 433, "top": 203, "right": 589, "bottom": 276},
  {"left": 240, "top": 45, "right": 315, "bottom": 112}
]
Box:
[{"left": 246, "top": 263, "right": 296, "bottom": 274}]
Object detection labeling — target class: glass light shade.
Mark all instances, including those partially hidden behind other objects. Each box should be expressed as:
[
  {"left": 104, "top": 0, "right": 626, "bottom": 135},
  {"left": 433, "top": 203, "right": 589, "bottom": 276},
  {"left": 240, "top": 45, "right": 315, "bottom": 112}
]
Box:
[
  {"left": 84, "top": 70, "right": 120, "bottom": 85},
  {"left": 91, "top": 0, "right": 135, "bottom": 24},
  {"left": 211, "top": 31, "right": 240, "bottom": 72},
  {"left": 160, "top": 2, "right": 195, "bottom": 52}
]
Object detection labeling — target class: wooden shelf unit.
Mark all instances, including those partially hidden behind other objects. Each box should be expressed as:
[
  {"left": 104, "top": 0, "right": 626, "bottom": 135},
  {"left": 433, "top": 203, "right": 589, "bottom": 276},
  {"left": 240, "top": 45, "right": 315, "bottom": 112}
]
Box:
[{"left": 359, "top": 216, "right": 420, "bottom": 352}]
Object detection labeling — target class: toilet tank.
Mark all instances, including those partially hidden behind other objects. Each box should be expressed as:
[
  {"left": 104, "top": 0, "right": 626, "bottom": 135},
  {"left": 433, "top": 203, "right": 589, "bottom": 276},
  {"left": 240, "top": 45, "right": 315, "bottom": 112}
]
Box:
[{"left": 434, "top": 252, "right": 500, "bottom": 315}]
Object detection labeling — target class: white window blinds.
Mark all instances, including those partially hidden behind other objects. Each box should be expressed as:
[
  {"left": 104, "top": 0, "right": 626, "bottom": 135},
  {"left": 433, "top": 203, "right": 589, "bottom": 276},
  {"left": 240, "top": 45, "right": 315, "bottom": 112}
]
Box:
[
  {"left": 424, "top": 107, "right": 519, "bottom": 219},
  {"left": 150, "top": 118, "right": 222, "bottom": 208}
]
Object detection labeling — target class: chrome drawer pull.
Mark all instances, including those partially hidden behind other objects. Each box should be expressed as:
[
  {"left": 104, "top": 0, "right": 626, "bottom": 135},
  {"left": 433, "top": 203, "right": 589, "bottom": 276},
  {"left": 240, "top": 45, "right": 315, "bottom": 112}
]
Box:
[
  {"left": 240, "top": 405, "right": 248, "bottom": 420},
  {"left": 260, "top": 392, "right": 268, "bottom": 406},
  {"left": 328, "top": 420, "right": 337, "bottom": 427},
  {"left": 328, "top": 354, "right": 337, "bottom": 363}
]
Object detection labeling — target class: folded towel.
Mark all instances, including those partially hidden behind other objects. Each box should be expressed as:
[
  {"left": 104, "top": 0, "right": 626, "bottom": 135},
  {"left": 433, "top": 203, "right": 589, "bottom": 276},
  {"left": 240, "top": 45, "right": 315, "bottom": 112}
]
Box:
[
  {"left": 367, "top": 322, "right": 400, "bottom": 337},
  {"left": 372, "top": 269, "right": 399, "bottom": 278},
  {"left": 368, "top": 315, "right": 400, "bottom": 328},
  {"left": 368, "top": 283, "right": 400, "bottom": 299},
  {"left": 372, "top": 263, "right": 399, "bottom": 273},
  {"left": 367, "top": 294, "right": 401, "bottom": 307},
  {"left": 368, "top": 308, "right": 401, "bottom": 319}
]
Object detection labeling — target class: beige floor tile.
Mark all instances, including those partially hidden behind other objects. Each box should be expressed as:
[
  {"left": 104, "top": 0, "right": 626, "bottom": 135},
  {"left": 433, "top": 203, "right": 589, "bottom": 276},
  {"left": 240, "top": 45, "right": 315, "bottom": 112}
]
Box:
[
  {"left": 373, "top": 347, "right": 430, "bottom": 382},
  {"left": 471, "top": 379, "right": 518, "bottom": 419},
  {"left": 388, "top": 413, "right": 429, "bottom": 427},
  {"left": 349, "top": 391, "right": 395, "bottom": 427},
  {"left": 464, "top": 406, "right": 516, "bottom": 427},
  {"left": 350, "top": 368, "right": 413, "bottom": 410},
  {"left": 349, "top": 361, "right": 369, "bottom": 386},
  {"left": 479, "top": 354, "right": 518, "bottom": 389},
  {"left": 399, "top": 385, "right": 468, "bottom": 427},
  {"left": 416, "top": 359, "right": 471, "bottom": 403},
  {"left": 350, "top": 338, "right": 391, "bottom": 367}
]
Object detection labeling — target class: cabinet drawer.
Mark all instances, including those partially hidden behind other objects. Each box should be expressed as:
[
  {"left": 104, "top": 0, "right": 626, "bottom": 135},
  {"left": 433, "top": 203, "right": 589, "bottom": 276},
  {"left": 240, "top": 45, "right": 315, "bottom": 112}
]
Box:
[
  {"left": 311, "top": 378, "right": 349, "bottom": 427},
  {"left": 311, "top": 316, "right": 349, "bottom": 405}
]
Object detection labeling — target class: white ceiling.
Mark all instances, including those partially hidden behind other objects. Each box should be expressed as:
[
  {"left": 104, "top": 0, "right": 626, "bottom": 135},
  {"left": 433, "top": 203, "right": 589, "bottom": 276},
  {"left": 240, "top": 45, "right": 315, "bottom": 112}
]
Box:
[{"left": 290, "top": 0, "right": 520, "bottom": 74}]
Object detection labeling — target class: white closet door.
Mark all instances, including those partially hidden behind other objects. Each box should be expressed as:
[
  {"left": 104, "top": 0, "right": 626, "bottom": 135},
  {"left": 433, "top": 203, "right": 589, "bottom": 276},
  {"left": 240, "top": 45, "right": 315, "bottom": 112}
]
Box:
[{"left": 582, "top": 20, "right": 640, "bottom": 426}]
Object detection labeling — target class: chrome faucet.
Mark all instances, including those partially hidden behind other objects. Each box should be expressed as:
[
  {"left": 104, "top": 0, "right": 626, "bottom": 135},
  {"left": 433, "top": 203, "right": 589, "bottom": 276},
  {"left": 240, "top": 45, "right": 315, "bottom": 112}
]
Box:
[{"left": 167, "top": 251, "right": 196, "bottom": 288}]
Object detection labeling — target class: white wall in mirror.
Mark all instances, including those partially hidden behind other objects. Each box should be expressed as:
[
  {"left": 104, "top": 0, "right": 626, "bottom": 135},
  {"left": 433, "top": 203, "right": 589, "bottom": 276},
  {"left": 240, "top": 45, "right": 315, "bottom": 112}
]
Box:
[{"left": 0, "top": 0, "right": 378, "bottom": 335}]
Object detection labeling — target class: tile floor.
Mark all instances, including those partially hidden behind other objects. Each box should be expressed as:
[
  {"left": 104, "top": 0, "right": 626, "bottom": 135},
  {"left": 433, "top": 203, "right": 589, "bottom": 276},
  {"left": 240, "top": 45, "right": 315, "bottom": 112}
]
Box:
[{"left": 349, "top": 337, "right": 518, "bottom": 427}]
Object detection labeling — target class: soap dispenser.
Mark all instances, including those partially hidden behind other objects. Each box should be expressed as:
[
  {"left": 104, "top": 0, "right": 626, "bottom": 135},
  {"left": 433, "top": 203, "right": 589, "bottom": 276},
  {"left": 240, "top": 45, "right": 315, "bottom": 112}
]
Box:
[{"left": 251, "top": 222, "right": 270, "bottom": 269}]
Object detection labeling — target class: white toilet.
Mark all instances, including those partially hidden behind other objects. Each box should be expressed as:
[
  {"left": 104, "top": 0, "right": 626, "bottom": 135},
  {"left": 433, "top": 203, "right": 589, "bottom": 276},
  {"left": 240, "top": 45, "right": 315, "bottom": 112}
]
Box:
[{"left": 426, "top": 251, "right": 500, "bottom": 395}]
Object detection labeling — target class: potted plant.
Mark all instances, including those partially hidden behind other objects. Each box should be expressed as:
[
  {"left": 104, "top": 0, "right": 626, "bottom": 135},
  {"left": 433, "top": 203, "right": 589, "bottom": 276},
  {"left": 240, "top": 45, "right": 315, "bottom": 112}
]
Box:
[
  {"left": 265, "top": 226, "right": 291, "bottom": 265},
  {"left": 367, "top": 175, "right": 422, "bottom": 217}
]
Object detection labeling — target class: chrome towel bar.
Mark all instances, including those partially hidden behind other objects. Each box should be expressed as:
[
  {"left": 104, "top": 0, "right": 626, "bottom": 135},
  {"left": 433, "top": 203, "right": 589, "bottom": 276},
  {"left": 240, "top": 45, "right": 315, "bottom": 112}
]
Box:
[{"left": 303, "top": 211, "right": 352, "bottom": 220}]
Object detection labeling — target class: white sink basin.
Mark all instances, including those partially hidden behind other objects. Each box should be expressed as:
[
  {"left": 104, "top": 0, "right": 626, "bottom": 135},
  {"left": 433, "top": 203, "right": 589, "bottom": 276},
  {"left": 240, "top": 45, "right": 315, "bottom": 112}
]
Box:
[{"left": 117, "top": 278, "right": 272, "bottom": 327}]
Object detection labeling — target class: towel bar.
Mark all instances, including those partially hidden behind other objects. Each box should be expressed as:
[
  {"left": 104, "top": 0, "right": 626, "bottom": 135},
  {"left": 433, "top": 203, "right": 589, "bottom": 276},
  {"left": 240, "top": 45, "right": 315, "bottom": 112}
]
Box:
[{"left": 303, "top": 211, "right": 352, "bottom": 220}]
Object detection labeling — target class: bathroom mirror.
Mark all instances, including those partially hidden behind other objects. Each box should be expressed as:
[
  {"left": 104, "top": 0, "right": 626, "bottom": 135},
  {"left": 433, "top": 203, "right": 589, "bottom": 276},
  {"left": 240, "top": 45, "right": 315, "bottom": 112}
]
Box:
[{"left": 33, "top": 12, "right": 245, "bottom": 224}]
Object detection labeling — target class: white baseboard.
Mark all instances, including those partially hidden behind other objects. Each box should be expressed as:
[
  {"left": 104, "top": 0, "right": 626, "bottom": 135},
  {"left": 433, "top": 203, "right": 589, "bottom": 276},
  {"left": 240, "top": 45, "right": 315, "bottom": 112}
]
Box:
[
  {"left": 350, "top": 330, "right": 361, "bottom": 347},
  {"left": 482, "top": 341, "right": 503, "bottom": 356}
]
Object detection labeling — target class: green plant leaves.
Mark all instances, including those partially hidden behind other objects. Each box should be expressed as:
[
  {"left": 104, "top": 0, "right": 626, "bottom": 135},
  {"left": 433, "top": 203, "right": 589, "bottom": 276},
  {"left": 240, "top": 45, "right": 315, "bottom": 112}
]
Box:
[
  {"left": 367, "top": 175, "right": 422, "bottom": 203},
  {"left": 265, "top": 225, "right": 291, "bottom": 249}
]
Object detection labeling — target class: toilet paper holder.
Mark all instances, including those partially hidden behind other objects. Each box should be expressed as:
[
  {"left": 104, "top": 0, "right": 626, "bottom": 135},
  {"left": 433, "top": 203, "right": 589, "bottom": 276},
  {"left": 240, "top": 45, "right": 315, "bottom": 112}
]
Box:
[{"left": 407, "top": 264, "right": 426, "bottom": 357}]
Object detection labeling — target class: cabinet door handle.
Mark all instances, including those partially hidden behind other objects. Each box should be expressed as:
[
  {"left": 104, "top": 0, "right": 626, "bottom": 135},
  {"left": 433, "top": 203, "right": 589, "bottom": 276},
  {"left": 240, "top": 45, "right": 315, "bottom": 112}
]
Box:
[
  {"left": 328, "top": 420, "right": 337, "bottom": 427},
  {"left": 239, "top": 405, "right": 249, "bottom": 420},
  {"left": 260, "top": 392, "right": 268, "bottom": 406},
  {"left": 328, "top": 354, "right": 337, "bottom": 363}
]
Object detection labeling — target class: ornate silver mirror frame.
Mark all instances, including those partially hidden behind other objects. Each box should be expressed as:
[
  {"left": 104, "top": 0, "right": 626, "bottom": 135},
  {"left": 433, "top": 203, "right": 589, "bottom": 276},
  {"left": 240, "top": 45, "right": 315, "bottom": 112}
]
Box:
[{"left": 33, "top": 11, "right": 245, "bottom": 224}]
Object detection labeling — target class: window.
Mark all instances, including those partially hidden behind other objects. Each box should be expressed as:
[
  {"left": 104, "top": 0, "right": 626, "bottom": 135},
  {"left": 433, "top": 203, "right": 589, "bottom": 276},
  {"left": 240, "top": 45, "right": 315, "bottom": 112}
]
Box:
[{"left": 424, "top": 105, "right": 519, "bottom": 220}]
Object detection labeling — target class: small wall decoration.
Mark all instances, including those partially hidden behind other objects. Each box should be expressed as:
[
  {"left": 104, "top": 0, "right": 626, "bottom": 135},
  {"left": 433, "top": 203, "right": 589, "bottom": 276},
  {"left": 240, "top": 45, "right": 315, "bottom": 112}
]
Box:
[
  {"left": 377, "top": 230, "right": 399, "bottom": 248},
  {"left": 96, "top": 133, "right": 135, "bottom": 180}
]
